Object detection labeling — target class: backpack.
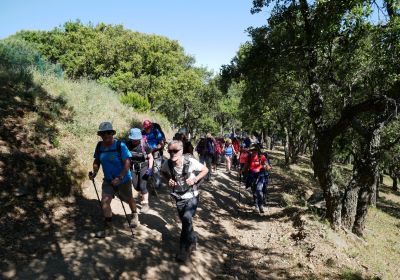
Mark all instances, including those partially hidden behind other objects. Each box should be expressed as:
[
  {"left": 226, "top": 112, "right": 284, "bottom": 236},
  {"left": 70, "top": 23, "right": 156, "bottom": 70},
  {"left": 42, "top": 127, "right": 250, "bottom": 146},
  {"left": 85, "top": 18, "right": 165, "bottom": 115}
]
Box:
[
  {"left": 94, "top": 140, "right": 123, "bottom": 164},
  {"left": 167, "top": 154, "right": 202, "bottom": 193},
  {"left": 152, "top": 123, "right": 166, "bottom": 142},
  {"left": 196, "top": 139, "right": 206, "bottom": 155},
  {"left": 215, "top": 141, "right": 222, "bottom": 155},
  {"left": 183, "top": 140, "right": 194, "bottom": 155},
  {"left": 128, "top": 138, "right": 148, "bottom": 163},
  {"left": 247, "top": 152, "right": 271, "bottom": 172},
  {"left": 206, "top": 139, "right": 215, "bottom": 155}
]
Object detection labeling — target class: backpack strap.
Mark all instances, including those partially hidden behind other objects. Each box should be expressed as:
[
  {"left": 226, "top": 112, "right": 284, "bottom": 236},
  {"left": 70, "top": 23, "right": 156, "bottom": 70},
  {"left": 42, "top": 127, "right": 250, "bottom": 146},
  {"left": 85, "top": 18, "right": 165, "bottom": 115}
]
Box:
[
  {"left": 182, "top": 154, "right": 191, "bottom": 179},
  {"left": 140, "top": 138, "right": 147, "bottom": 156},
  {"left": 94, "top": 141, "right": 102, "bottom": 159},
  {"left": 168, "top": 155, "right": 194, "bottom": 193},
  {"left": 95, "top": 140, "right": 123, "bottom": 164},
  {"left": 116, "top": 139, "right": 122, "bottom": 158}
]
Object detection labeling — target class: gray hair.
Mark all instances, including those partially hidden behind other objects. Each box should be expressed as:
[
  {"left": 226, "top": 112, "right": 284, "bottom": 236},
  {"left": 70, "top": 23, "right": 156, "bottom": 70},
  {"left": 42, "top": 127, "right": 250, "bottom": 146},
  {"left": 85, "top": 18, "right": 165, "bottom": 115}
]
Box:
[{"left": 168, "top": 140, "right": 183, "bottom": 150}]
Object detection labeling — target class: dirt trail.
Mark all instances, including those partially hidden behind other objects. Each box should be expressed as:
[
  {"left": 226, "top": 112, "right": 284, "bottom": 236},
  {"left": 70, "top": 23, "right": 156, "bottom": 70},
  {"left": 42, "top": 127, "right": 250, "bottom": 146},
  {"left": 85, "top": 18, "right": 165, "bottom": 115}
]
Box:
[{"left": 5, "top": 155, "right": 360, "bottom": 280}]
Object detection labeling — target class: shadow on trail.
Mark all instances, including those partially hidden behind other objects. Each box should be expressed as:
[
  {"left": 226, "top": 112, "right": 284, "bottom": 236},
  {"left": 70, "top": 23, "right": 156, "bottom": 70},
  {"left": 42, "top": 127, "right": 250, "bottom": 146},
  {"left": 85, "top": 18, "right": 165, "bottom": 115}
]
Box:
[
  {"left": 0, "top": 65, "right": 318, "bottom": 279},
  {"left": 377, "top": 196, "right": 400, "bottom": 220},
  {"left": 0, "top": 68, "right": 85, "bottom": 279}
]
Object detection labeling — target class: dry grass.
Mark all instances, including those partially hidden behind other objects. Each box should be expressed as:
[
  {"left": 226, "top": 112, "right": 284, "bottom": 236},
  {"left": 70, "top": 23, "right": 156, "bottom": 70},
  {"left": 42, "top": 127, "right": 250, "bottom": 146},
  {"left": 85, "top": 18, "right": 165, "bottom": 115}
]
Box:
[
  {"left": 33, "top": 71, "right": 172, "bottom": 185},
  {"left": 268, "top": 148, "right": 400, "bottom": 280}
]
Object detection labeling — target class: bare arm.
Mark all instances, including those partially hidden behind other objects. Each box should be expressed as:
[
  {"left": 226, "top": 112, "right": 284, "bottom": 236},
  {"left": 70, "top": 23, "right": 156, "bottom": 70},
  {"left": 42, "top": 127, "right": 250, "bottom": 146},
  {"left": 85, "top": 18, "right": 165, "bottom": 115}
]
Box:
[
  {"left": 89, "top": 159, "right": 100, "bottom": 179},
  {"left": 147, "top": 152, "right": 154, "bottom": 169},
  {"left": 186, "top": 165, "right": 208, "bottom": 186}
]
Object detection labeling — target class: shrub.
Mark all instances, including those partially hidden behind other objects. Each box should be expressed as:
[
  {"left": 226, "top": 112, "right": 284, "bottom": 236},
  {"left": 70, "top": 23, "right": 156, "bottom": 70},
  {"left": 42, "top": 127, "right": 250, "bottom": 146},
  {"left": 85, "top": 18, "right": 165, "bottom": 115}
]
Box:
[{"left": 120, "top": 91, "right": 151, "bottom": 112}]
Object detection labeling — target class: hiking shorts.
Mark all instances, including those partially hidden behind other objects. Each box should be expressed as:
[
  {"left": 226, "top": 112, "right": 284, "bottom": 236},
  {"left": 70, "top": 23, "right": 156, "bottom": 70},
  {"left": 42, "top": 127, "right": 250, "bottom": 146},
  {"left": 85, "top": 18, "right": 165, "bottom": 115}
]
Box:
[{"left": 102, "top": 180, "right": 132, "bottom": 203}]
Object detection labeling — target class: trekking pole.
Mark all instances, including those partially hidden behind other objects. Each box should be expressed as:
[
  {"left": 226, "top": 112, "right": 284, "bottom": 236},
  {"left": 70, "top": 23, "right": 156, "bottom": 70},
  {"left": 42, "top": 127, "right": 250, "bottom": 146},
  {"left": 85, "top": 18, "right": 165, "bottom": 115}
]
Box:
[
  {"left": 238, "top": 171, "right": 241, "bottom": 204},
  {"left": 117, "top": 190, "right": 135, "bottom": 238},
  {"left": 89, "top": 172, "right": 102, "bottom": 209},
  {"left": 112, "top": 177, "right": 135, "bottom": 238}
]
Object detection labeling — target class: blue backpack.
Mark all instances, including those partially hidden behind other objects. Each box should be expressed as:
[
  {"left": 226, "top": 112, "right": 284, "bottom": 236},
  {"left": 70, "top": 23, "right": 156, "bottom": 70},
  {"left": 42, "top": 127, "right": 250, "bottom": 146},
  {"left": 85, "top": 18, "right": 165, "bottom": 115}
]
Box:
[{"left": 206, "top": 139, "right": 215, "bottom": 155}]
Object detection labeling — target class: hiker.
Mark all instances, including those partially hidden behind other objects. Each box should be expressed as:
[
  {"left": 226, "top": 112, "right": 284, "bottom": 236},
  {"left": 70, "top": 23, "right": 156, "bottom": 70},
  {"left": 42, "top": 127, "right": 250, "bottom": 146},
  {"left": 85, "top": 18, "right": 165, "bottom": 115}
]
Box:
[
  {"left": 195, "top": 135, "right": 207, "bottom": 163},
  {"left": 213, "top": 136, "right": 223, "bottom": 171},
  {"left": 89, "top": 121, "right": 139, "bottom": 236},
  {"left": 244, "top": 144, "right": 271, "bottom": 214},
  {"left": 243, "top": 136, "right": 251, "bottom": 148},
  {"left": 160, "top": 140, "right": 208, "bottom": 262},
  {"left": 239, "top": 143, "right": 249, "bottom": 180},
  {"left": 204, "top": 133, "right": 215, "bottom": 181},
  {"left": 142, "top": 120, "right": 165, "bottom": 189},
  {"left": 224, "top": 138, "right": 235, "bottom": 173},
  {"left": 213, "top": 137, "right": 223, "bottom": 166},
  {"left": 174, "top": 130, "right": 194, "bottom": 155},
  {"left": 232, "top": 137, "right": 240, "bottom": 170},
  {"left": 261, "top": 148, "right": 273, "bottom": 205},
  {"left": 126, "top": 128, "right": 154, "bottom": 213}
]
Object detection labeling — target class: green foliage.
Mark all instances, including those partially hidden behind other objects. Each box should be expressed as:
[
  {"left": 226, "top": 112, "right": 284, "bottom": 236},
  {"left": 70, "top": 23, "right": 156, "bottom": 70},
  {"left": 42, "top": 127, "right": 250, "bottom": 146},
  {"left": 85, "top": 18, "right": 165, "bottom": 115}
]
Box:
[
  {"left": 11, "top": 21, "right": 220, "bottom": 134},
  {"left": 12, "top": 21, "right": 193, "bottom": 100},
  {"left": 0, "top": 38, "right": 63, "bottom": 82},
  {"left": 120, "top": 91, "right": 151, "bottom": 112}
]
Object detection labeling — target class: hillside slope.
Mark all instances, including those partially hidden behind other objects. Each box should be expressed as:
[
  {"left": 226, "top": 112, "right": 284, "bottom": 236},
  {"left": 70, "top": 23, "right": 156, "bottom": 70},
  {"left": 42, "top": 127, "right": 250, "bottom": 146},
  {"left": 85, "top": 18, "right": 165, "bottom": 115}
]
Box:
[{"left": 0, "top": 65, "right": 170, "bottom": 278}]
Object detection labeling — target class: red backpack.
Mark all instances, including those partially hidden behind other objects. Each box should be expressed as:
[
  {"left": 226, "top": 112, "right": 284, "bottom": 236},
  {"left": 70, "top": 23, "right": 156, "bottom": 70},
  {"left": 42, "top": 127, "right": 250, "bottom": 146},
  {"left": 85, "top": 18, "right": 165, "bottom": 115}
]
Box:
[{"left": 215, "top": 140, "right": 222, "bottom": 155}]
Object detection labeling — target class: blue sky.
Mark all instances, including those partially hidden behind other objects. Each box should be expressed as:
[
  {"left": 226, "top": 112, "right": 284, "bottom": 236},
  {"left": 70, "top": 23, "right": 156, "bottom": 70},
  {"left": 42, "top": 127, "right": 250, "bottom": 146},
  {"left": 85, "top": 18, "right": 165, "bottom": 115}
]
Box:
[{"left": 0, "top": 0, "right": 270, "bottom": 73}]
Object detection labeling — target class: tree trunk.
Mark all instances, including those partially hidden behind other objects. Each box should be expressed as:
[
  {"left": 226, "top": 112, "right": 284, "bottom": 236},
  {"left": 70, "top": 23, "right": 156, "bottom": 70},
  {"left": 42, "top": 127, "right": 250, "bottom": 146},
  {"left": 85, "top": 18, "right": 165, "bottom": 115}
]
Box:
[
  {"left": 392, "top": 176, "right": 398, "bottom": 191},
  {"left": 284, "top": 127, "right": 290, "bottom": 166},
  {"left": 369, "top": 171, "right": 378, "bottom": 206},
  {"left": 352, "top": 126, "right": 382, "bottom": 236},
  {"left": 342, "top": 179, "right": 360, "bottom": 230},
  {"left": 379, "top": 173, "right": 384, "bottom": 184},
  {"left": 312, "top": 134, "right": 342, "bottom": 229}
]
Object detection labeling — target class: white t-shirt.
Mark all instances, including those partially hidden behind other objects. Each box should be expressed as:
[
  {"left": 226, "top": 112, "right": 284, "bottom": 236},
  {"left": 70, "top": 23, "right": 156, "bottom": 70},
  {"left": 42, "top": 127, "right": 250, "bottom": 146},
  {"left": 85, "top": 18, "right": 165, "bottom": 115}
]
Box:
[{"left": 161, "top": 156, "right": 204, "bottom": 193}]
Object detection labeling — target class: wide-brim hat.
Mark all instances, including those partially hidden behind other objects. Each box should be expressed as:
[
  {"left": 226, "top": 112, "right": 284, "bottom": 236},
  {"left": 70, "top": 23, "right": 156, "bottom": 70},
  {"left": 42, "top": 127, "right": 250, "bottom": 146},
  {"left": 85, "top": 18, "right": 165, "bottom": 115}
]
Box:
[
  {"left": 97, "top": 121, "right": 116, "bottom": 135},
  {"left": 129, "top": 128, "right": 142, "bottom": 140}
]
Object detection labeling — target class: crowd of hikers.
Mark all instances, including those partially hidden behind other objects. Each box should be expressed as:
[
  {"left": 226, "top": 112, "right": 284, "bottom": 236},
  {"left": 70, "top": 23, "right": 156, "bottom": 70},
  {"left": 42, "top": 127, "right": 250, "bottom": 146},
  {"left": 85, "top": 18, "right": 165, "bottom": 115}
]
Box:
[{"left": 89, "top": 120, "right": 272, "bottom": 263}]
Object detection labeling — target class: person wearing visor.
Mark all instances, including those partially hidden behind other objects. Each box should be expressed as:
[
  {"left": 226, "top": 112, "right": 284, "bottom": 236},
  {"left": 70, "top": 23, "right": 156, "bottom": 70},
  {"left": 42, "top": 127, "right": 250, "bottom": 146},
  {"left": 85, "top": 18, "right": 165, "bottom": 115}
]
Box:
[
  {"left": 161, "top": 140, "right": 208, "bottom": 263},
  {"left": 89, "top": 122, "right": 139, "bottom": 236},
  {"left": 126, "top": 128, "right": 154, "bottom": 213}
]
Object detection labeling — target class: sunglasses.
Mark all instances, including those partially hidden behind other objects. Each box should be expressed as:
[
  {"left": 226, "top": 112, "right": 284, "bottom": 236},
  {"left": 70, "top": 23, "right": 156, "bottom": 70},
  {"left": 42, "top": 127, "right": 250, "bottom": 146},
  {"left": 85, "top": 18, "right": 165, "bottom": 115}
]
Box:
[
  {"left": 168, "top": 149, "right": 181, "bottom": 154},
  {"left": 98, "top": 131, "right": 114, "bottom": 136}
]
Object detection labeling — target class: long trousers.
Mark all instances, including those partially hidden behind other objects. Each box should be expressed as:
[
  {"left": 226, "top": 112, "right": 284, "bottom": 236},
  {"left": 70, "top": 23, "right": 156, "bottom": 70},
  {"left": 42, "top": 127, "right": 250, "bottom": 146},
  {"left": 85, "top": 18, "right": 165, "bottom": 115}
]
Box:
[{"left": 176, "top": 195, "right": 199, "bottom": 250}]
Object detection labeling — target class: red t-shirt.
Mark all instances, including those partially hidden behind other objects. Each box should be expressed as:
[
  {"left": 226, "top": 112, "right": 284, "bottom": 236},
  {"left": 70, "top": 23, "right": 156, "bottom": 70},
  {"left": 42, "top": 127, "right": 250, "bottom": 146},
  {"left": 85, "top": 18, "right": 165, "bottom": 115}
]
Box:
[
  {"left": 239, "top": 149, "right": 249, "bottom": 163},
  {"left": 249, "top": 153, "right": 266, "bottom": 172},
  {"left": 232, "top": 140, "right": 240, "bottom": 153}
]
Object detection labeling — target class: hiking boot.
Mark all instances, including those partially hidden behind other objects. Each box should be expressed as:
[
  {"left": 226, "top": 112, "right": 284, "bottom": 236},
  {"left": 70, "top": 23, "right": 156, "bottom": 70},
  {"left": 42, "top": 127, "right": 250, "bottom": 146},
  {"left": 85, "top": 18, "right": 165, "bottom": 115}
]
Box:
[
  {"left": 175, "top": 248, "right": 188, "bottom": 263},
  {"left": 259, "top": 206, "right": 265, "bottom": 214},
  {"left": 141, "top": 203, "right": 150, "bottom": 213},
  {"left": 129, "top": 212, "right": 139, "bottom": 228},
  {"left": 254, "top": 205, "right": 260, "bottom": 213},
  {"left": 188, "top": 240, "right": 197, "bottom": 253}
]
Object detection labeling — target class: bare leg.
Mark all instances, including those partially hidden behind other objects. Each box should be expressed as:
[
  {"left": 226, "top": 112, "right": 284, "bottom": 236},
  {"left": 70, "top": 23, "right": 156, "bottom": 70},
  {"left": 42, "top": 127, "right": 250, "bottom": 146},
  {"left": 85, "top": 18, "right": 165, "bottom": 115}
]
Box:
[
  {"left": 142, "top": 192, "right": 149, "bottom": 204},
  {"left": 127, "top": 196, "right": 137, "bottom": 213},
  {"left": 101, "top": 195, "right": 113, "bottom": 218}
]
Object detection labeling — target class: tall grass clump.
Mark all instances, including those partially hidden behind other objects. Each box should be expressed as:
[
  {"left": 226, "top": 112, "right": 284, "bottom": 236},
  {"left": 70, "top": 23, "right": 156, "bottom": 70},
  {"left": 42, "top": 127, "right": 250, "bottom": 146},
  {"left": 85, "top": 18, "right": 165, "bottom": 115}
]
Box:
[{"left": 33, "top": 72, "right": 172, "bottom": 173}]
